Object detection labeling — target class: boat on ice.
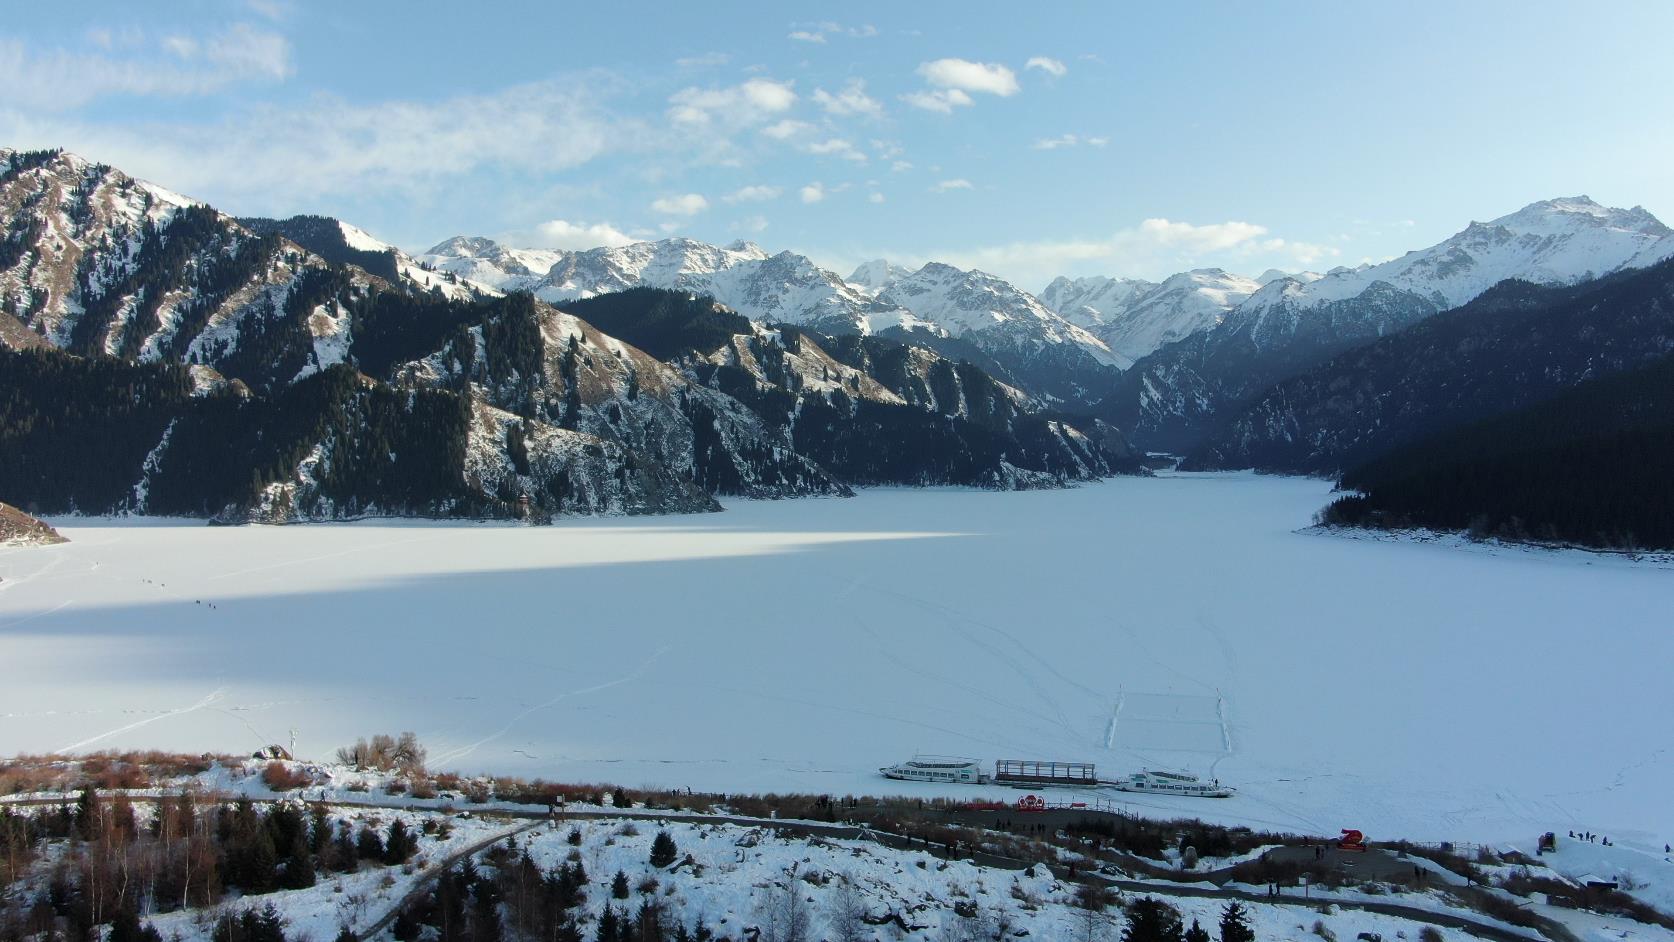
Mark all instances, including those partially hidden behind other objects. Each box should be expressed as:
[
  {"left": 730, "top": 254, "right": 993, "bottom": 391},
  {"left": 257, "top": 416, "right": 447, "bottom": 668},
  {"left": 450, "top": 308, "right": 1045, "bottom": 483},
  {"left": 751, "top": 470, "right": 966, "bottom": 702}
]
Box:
[
  {"left": 879, "top": 756, "right": 987, "bottom": 784},
  {"left": 1112, "top": 769, "right": 1234, "bottom": 798}
]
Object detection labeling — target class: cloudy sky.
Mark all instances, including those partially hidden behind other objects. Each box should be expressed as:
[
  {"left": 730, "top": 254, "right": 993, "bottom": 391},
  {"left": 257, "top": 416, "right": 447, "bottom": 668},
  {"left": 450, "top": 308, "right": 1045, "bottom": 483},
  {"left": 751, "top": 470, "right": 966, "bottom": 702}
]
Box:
[{"left": 4, "top": 1, "right": 1672, "bottom": 288}]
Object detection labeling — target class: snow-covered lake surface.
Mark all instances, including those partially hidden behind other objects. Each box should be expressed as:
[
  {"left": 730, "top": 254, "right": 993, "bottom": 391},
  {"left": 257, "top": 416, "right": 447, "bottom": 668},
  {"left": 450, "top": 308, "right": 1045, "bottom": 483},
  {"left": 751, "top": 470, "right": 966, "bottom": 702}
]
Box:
[{"left": 3, "top": 474, "right": 1670, "bottom": 848}]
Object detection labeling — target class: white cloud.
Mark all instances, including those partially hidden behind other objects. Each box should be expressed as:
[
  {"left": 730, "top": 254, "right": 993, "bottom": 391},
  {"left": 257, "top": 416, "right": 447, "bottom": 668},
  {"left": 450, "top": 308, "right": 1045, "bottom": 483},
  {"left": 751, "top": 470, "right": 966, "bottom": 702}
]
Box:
[
  {"left": 735, "top": 214, "right": 769, "bottom": 232},
  {"left": 675, "top": 51, "right": 730, "bottom": 68},
  {"left": 916, "top": 59, "right": 1019, "bottom": 96},
  {"left": 1137, "top": 217, "right": 1267, "bottom": 251},
  {"left": 868, "top": 192, "right": 885, "bottom": 204},
  {"left": 667, "top": 77, "right": 796, "bottom": 127},
  {"left": 1025, "top": 56, "right": 1068, "bottom": 78},
  {"left": 650, "top": 193, "right": 709, "bottom": 216},
  {"left": 812, "top": 79, "right": 882, "bottom": 118},
  {"left": 246, "top": 0, "right": 293, "bottom": 20},
  {"left": 917, "top": 216, "right": 1333, "bottom": 286},
  {"left": 0, "top": 74, "right": 640, "bottom": 210},
  {"left": 788, "top": 22, "right": 878, "bottom": 43},
  {"left": 805, "top": 137, "right": 867, "bottom": 162},
  {"left": 930, "top": 178, "right": 974, "bottom": 193},
  {"left": 800, "top": 183, "right": 826, "bottom": 204},
  {"left": 531, "top": 218, "right": 635, "bottom": 250},
  {"left": 1031, "top": 133, "right": 1108, "bottom": 150},
  {"left": 0, "top": 24, "right": 294, "bottom": 110},
  {"left": 900, "top": 88, "right": 973, "bottom": 113},
  {"left": 890, "top": 160, "right": 913, "bottom": 173},
  {"left": 759, "top": 118, "right": 814, "bottom": 140},
  {"left": 724, "top": 185, "right": 782, "bottom": 203}
]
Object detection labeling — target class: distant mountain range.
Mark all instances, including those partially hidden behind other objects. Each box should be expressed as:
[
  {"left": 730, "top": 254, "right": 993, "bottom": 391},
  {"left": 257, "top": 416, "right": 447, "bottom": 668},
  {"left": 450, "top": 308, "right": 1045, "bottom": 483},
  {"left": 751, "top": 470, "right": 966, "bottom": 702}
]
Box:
[
  {"left": 6, "top": 143, "right": 1674, "bottom": 543},
  {"left": 416, "top": 236, "right": 1122, "bottom": 405},
  {"left": 0, "top": 148, "right": 1139, "bottom": 523},
  {"left": 1099, "top": 196, "right": 1674, "bottom": 452}
]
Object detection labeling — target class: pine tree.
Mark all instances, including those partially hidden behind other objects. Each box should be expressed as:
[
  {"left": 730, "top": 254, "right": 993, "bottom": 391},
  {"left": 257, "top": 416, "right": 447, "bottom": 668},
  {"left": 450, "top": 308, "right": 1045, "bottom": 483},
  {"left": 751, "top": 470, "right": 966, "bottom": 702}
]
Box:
[
  {"left": 281, "top": 829, "right": 316, "bottom": 890},
  {"left": 597, "top": 905, "right": 620, "bottom": 942},
  {"left": 612, "top": 870, "right": 630, "bottom": 900},
  {"left": 75, "top": 787, "right": 102, "bottom": 840},
  {"left": 109, "top": 907, "right": 163, "bottom": 942},
  {"left": 1185, "top": 919, "right": 1212, "bottom": 942},
  {"left": 1219, "top": 903, "right": 1254, "bottom": 942},
  {"left": 334, "top": 928, "right": 356, "bottom": 942},
  {"left": 1123, "top": 897, "right": 1184, "bottom": 942},
  {"left": 385, "top": 819, "right": 415, "bottom": 865},
  {"left": 649, "top": 830, "right": 678, "bottom": 869},
  {"left": 356, "top": 825, "right": 385, "bottom": 862},
  {"left": 392, "top": 907, "right": 420, "bottom": 942}
]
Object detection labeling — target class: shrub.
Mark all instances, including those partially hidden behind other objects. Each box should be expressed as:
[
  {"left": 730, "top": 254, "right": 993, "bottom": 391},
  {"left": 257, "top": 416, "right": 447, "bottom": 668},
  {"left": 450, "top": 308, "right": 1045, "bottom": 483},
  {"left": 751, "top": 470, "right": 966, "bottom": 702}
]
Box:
[
  {"left": 650, "top": 830, "right": 678, "bottom": 868},
  {"left": 262, "top": 762, "right": 314, "bottom": 792},
  {"left": 334, "top": 733, "right": 426, "bottom": 773},
  {"left": 1419, "top": 928, "right": 1443, "bottom": 942}
]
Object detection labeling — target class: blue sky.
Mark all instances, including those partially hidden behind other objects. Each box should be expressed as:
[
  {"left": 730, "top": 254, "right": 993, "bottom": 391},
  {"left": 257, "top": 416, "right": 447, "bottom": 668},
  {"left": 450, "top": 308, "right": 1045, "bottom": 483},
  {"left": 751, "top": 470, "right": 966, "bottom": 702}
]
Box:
[{"left": 3, "top": 1, "right": 1672, "bottom": 288}]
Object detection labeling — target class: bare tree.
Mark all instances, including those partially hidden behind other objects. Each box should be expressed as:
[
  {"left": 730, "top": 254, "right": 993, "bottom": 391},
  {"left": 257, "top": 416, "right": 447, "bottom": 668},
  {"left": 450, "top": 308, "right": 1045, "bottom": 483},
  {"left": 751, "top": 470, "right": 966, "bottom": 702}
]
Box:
[
  {"left": 828, "top": 874, "right": 869, "bottom": 942},
  {"left": 758, "top": 867, "right": 814, "bottom": 942}
]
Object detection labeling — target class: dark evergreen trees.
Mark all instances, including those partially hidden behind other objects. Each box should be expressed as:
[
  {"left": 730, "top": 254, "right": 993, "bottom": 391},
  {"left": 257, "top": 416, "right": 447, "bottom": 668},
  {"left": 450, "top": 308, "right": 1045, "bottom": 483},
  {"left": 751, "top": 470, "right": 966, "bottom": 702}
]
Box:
[
  {"left": 1219, "top": 902, "right": 1254, "bottom": 942},
  {"left": 108, "top": 907, "right": 162, "bottom": 942},
  {"left": 213, "top": 904, "right": 287, "bottom": 942},
  {"left": 1124, "top": 897, "right": 1184, "bottom": 942},
  {"left": 649, "top": 831, "right": 678, "bottom": 869},
  {"left": 384, "top": 820, "right": 417, "bottom": 865},
  {"left": 1185, "top": 919, "right": 1212, "bottom": 942},
  {"left": 356, "top": 825, "right": 385, "bottom": 863},
  {"left": 1322, "top": 352, "right": 1674, "bottom": 549}
]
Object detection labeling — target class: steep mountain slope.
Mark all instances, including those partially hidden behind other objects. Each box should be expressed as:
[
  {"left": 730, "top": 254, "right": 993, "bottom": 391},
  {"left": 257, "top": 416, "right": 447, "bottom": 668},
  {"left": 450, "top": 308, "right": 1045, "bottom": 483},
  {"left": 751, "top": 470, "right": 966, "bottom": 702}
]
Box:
[
  {"left": 556, "top": 288, "right": 1144, "bottom": 487},
  {"left": 420, "top": 238, "right": 1121, "bottom": 405},
  {"left": 1187, "top": 257, "right": 1674, "bottom": 473},
  {"left": 0, "top": 348, "right": 717, "bottom": 521},
  {"left": 0, "top": 500, "right": 66, "bottom": 545},
  {"left": 1042, "top": 269, "right": 1262, "bottom": 363},
  {"left": 869, "top": 262, "right": 1122, "bottom": 403},
  {"left": 0, "top": 148, "right": 1137, "bottom": 521},
  {"left": 1104, "top": 196, "right": 1674, "bottom": 451},
  {"left": 847, "top": 257, "right": 914, "bottom": 292},
  {"left": 1319, "top": 352, "right": 1674, "bottom": 550}
]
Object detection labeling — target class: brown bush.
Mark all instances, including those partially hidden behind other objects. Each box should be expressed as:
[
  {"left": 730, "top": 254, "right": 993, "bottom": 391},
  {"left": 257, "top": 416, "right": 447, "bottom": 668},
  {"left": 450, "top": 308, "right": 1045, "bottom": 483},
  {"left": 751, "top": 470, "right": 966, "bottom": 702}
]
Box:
[{"left": 261, "top": 761, "right": 315, "bottom": 791}]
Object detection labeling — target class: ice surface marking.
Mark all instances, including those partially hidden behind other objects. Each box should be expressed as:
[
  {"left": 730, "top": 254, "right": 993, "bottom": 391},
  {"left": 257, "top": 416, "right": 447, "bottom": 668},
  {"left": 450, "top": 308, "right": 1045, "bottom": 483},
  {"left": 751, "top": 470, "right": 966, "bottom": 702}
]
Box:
[{"left": 1106, "top": 691, "right": 1230, "bottom": 755}]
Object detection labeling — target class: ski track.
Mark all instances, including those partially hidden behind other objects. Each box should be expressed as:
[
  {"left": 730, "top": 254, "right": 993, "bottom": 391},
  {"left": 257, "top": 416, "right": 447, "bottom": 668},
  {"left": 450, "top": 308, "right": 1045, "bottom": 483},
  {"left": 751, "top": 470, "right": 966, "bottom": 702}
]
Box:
[
  {"left": 427, "top": 645, "right": 674, "bottom": 768},
  {"left": 55, "top": 686, "right": 227, "bottom": 753}
]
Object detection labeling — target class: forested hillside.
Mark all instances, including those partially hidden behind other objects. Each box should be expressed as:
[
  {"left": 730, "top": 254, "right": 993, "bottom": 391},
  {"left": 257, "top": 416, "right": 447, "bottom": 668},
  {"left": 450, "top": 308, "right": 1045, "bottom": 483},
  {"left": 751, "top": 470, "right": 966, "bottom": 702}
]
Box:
[
  {"left": 1188, "top": 257, "right": 1674, "bottom": 474},
  {"left": 1319, "top": 354, "right": 1674, "bottom": 550},
  {"left": 0, "top": 150, "right": 1139, "bottom": 522}
]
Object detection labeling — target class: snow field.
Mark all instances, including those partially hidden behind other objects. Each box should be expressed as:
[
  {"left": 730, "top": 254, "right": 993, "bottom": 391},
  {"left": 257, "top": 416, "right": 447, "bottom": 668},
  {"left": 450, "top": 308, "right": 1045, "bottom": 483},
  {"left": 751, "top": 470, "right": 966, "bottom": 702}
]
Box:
[{"left": 2, "top": 474, "right": 1671, "bottom": 847}]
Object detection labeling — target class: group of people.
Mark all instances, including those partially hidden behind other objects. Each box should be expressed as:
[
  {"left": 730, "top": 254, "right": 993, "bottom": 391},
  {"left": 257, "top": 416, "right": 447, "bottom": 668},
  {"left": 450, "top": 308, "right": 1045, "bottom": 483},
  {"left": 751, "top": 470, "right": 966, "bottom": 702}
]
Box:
[{"left": 1569, "top": 830, "right": 1612, "bottom": 846}]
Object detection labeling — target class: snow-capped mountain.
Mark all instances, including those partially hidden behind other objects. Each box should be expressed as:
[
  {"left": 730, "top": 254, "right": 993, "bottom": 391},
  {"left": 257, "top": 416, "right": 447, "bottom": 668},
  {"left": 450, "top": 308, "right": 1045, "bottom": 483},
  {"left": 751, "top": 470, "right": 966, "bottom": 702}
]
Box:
[
  {"left": 1227, "top": 196, "right": 1674, "bottom": 344},
  {"left": 0, "top": 147, "right": 1139, "bottom": 522},
  {"left": 1041, "top": 269, "right": 1263, "bottom": 363},
  {"left": 1039, "top": 274, "right": 1155, "bottom": 330},
  {"left": 419, "top": 235, "right": 567, "bottom": 293},
  {"left": 1187, "top": 254, "right": 1674, "bottom": 474},
  {"left": 1256, "top": 268, "right": 1324, "bottom": 285},
  {"left": 419, "top": 236, "right": 928, "bottom": 336},
  {"left": 1104, "top": 195, "right": 1674, "bottom": 451},
  {"left": 847, "top": 258, "right": 915, "bottom": 292},
  {"left": 420, "top": 237, "right": 1121, "bottom": 404}
]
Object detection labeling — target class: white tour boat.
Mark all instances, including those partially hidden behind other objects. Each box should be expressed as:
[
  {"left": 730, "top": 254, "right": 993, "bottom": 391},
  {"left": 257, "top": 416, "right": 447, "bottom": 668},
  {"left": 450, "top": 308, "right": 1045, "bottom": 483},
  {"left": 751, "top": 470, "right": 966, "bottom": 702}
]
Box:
[
  {"left": 879, "top": 756, "right": 987, "bottom": 784},
  {"left": 1112, "top": 769, "right": 1234, "bottom": 798}
]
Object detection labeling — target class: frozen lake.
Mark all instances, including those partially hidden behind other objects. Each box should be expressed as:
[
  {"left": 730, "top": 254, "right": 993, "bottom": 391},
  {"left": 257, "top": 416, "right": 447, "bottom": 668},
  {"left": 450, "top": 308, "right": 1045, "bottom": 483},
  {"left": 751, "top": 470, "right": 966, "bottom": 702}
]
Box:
[{"left": 3, "top": 474, "right": 1670, "bottom": 846}]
